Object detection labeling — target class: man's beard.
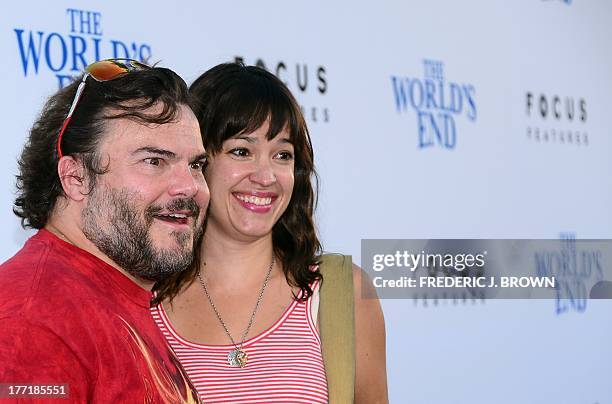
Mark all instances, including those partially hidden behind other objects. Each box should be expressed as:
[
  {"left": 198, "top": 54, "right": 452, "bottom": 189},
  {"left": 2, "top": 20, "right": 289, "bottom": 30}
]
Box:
[{"left": 81, "top": 184, "right": 203, "bottom": 282}]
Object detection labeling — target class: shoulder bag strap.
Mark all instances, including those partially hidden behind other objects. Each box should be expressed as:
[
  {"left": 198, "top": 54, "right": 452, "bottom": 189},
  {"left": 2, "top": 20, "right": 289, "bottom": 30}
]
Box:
[{"left": 318, "top": 253, "right": 355, "bottom": 404}]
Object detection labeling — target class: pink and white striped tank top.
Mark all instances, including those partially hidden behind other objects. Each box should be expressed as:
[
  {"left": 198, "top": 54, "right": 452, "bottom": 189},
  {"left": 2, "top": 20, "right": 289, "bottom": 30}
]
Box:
[{"left": 151, "top": 280, "right": 328, "bottom": 403}]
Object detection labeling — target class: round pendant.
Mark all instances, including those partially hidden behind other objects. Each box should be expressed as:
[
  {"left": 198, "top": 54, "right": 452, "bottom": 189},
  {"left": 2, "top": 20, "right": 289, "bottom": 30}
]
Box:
[{"left": 228, "top": 348, "right": 248, "bottom": 367}]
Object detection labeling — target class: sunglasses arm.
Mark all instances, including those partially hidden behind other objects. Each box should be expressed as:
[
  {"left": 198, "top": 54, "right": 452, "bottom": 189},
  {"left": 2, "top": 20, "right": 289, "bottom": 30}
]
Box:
[{"left": 57, "top": 73, "right": 90, "bottom": 159}]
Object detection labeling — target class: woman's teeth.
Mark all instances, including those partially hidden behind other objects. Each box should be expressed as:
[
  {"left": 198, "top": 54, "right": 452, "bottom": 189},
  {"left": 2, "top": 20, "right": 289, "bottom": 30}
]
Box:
[{"left": 236, "top": 194, "right": 272, "bottom": 206}]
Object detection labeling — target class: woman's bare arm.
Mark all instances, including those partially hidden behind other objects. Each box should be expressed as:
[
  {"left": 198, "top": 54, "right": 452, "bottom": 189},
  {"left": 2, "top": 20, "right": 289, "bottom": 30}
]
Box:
[{"left": 353, "top": 263, "right": 389, "bottom": 404}]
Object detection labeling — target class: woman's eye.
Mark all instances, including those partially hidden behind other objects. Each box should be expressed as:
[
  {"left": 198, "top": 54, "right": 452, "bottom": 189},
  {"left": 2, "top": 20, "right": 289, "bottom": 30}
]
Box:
[
  {"left": 276, "top": 151, "right": 294, "bottom": 161},
  {"left": 144, "top": 157, "right": 161, "bottom": 166},
  {"left": 229, "top": 148, "right": 250, "bottom": 158}
]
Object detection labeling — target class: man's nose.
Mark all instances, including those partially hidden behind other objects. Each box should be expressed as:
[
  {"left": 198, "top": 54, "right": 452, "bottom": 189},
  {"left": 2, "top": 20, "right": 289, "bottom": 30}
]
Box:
[{"left": 168, "top": 164, "right": 201, "bottom": 198}]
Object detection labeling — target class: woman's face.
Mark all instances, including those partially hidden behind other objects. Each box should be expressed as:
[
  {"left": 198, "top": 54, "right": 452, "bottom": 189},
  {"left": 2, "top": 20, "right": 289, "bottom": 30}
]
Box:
[{"left": 204, "top": 121, "right": 295, "bottom": 242}]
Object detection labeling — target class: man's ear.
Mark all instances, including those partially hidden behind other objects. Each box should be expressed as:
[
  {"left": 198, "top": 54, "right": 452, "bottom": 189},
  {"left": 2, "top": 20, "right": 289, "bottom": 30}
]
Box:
[{"left": 57, "top": 156, "right": 89, "bottom": 202}]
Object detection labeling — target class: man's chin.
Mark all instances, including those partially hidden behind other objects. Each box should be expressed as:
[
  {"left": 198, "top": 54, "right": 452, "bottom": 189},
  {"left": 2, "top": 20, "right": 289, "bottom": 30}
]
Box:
[
  {"left": 150, "top": 228, "right": 194, "bottom": 248},
  {"left": 132, "top": 250, "right": 194, "bottom": 283}
]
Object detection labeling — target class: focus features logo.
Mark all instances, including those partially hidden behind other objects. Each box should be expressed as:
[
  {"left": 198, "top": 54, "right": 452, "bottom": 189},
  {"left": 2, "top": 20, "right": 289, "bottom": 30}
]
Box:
[
  {"left": 235, "top": 56, "right": 329, "bottom": 124},
  {"left": 525, "top": 92, "right": 587, "bottom": 146},
  {"left": 13, "top": 8, "right": 153, "bottom": 89}
]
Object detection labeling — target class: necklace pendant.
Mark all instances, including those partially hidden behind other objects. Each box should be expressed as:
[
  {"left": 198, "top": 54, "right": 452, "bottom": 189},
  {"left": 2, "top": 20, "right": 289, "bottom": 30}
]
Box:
[{"left": 228, "top": 348, "right": 248, "bottom": 368}]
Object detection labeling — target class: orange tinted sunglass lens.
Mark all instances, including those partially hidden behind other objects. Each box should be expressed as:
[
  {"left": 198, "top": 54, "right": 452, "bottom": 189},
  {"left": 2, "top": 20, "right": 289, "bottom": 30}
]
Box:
[{"left": 86, "top": 60, "right": 129, "bottom": 81}]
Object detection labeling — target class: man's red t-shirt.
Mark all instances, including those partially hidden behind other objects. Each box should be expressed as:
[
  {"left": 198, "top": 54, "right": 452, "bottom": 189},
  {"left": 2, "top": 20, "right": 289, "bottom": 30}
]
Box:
[{"left": 0, "top": 229, "right": 200, "bottom": 403}]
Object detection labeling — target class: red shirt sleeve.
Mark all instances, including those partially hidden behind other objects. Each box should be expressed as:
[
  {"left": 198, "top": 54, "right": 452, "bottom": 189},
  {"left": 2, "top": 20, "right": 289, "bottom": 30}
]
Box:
[{"left": 0, "top": 318, "right": 89, "bottom": 403}]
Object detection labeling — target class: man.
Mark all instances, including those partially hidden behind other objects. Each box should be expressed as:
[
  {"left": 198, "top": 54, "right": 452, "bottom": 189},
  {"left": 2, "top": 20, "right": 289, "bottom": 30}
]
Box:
[{"left": 0, "top": 60, "right": 208, "bottom": 403}]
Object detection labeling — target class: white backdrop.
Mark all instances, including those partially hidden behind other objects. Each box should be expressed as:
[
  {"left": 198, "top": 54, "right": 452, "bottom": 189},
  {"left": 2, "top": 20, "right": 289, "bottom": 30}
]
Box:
[{"left": 1, "top": 1, "right": 611, "bottom": 402}]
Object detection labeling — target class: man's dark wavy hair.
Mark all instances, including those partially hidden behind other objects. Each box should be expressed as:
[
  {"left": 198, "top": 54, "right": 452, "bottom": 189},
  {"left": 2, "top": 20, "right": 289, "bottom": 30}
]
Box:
[
  {"left": 153, "top": 62, "right": 322, "bottom": 304},
  {"left": 13, "top": 64, "right": 193, "bottom": 229}
]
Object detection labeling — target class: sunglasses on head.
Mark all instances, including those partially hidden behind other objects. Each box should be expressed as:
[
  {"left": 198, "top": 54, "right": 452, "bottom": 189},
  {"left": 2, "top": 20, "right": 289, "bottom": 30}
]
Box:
[{"left": 56, "top": 58, "right": 151, "bottom": 159}]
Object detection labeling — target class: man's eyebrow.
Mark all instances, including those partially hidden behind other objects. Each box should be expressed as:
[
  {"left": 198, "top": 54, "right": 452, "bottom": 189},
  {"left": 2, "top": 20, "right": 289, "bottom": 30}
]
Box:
[
  {"left": 132, "top": 147, "right": 176, "bottom": 158},
  {"left": 190, "top": 152, "right": 208, "bottom": 163}
]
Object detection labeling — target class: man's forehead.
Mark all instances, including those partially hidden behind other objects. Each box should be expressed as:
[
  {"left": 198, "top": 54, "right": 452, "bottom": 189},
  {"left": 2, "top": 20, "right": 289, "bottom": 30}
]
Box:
[{"left": 100, "top": 109, "right": 204, "bottom": 156}]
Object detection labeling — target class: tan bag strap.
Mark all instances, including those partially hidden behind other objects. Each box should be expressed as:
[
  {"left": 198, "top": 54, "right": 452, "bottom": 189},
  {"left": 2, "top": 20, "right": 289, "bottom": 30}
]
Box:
[{"left": 318, "top": 254, "right": 355, "bottom": 404}]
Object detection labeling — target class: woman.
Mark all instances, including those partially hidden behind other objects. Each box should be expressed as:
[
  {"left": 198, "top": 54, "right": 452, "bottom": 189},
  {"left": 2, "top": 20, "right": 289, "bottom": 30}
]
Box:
[{"left": 152, "top": 63, "right": 387, "bottom": 403}]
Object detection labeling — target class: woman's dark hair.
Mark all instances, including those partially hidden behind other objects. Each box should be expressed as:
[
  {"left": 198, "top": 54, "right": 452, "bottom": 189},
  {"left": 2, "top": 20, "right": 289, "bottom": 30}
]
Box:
[
  {"left": 153, "top": 62, "right": 322, "bottom": 304},
  {"left": 14, "top": 65, "right": 193, "bottom": 229}
]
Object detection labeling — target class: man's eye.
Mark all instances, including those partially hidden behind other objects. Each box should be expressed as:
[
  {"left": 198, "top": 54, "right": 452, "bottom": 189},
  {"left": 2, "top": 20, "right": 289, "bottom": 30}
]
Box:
[
  {"left": 229, "top": 148, "right": 250, "bottom": 158},
  {"left": 190, "top": 161, "right": 207, "bottom": 171},
  {"left": 144, "top": 157, "right": 161, "bottom": 166}
]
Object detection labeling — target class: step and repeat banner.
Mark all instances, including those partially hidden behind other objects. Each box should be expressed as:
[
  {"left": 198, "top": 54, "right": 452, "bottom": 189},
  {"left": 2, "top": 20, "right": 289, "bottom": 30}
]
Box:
[{"left": 1, "top": 1, "right": 611, "bottom": 402}]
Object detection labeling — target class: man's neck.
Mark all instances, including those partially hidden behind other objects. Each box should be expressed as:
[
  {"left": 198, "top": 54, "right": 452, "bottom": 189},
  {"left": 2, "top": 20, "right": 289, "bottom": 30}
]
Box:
[{"left": 44, "top": 219, "right": 155, "bottom": 290}]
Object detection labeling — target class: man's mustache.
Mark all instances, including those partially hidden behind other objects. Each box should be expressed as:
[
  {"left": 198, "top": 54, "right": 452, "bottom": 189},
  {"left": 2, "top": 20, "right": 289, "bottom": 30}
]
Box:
[{"left": 146, "top": 198, "right": 201, "bottom": 221}]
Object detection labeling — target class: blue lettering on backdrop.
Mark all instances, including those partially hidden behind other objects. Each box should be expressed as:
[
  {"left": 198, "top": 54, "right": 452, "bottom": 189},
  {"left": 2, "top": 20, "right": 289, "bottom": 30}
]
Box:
[
  {"left": 13, "top": 8, "right": 152, "bottom": 89},
  {"left": 534, "top": 234, "right": 604, "bottom": 314},
  {"left": 391, "top": 59, "right": 477, "bottom": 150},
  {"left": 14, "top": 30, "right": 44, "bottom": 75},
  {"left": 542, "top": 0, "right": 573, "bottom": 4}
]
